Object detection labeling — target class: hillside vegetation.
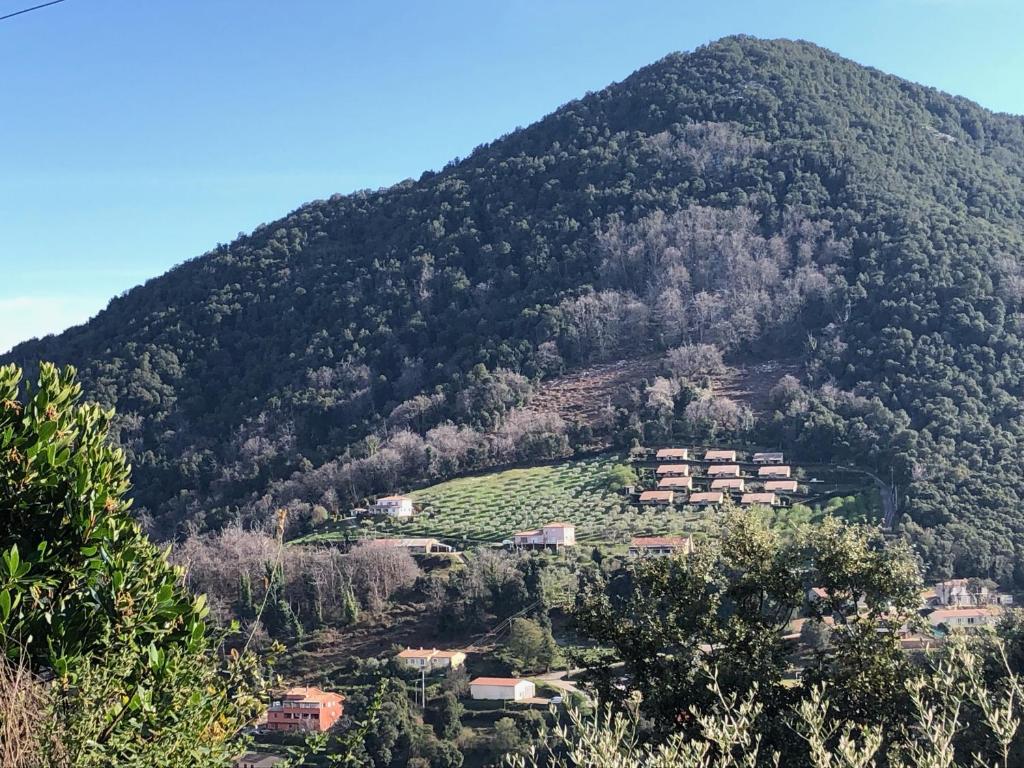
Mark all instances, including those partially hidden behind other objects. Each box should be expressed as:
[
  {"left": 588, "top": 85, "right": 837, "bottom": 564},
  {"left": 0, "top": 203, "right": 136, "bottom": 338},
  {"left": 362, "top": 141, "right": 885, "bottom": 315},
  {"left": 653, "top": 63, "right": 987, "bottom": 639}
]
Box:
[{"left": 7, "top": 36, "right": 1024, "bottom": 583}]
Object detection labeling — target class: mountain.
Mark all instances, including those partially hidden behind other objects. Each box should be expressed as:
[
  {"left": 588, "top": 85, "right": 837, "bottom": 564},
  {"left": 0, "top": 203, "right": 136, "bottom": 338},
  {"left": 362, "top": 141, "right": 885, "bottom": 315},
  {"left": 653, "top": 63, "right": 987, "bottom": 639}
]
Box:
[{"left": 7, "top": 36, "right": 1024, "bottom": 581}]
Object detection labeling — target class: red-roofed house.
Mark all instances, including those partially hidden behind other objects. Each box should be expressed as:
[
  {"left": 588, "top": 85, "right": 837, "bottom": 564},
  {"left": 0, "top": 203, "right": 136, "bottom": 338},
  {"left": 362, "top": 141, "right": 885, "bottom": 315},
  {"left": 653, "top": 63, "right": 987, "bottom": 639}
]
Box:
[
  {"left": 628, "top": 536, "right": 694, "bottom": 558},
  {"left": 655, "top": 464, "right": 690, "bottom": 478},
  {"left": 710, "top": 478, "right": 745, "bottom": 492},
  {"left": 639, "top": 490, "right": 675, "bottom": 506},
  {"left": 757, "top": 466, "right": 791, "bottom": 479},
  {"left": 705, "top": 449, "right": 736, "bottom": 462},
  {"left": 689, "top": 491, "right": 724, "bottom": 506},
  {"left": 656, "top": 448, "right": 689, "bottom": 460},
  {"left": 707, "top": 464, "right": 741, "bottom": 478},
  {"left": 470, "top": 677, "right": 536, "bottom": 701},
  {"left": 764, "top": 480, "right": 798, "bottom": 493},
  {"left": 657, "top": 476, "right": 693, "bottom": 490},
  {"left": 740, "top": 492, "right": 778, "bottom": 506},
  {"left": 266, "top": 687, "right": 345, "bottom": 733}
]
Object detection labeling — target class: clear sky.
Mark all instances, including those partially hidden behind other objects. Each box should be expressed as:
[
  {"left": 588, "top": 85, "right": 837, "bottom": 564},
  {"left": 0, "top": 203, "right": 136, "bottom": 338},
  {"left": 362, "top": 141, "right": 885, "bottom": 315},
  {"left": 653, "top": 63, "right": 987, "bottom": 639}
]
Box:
[{"left": 1, "top": 0, "right": 1022, "bottom": 353}]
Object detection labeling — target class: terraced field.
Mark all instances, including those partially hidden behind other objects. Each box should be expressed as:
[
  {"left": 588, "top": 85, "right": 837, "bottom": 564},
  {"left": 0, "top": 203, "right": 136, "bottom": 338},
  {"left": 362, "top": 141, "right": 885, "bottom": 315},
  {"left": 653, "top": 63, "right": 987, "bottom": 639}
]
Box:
[
  {"left": 400, "top": 454, "right": 709, "bottom": 546},
  {"left": 297, "top": 453, "right": 879, "bottom": 548}
]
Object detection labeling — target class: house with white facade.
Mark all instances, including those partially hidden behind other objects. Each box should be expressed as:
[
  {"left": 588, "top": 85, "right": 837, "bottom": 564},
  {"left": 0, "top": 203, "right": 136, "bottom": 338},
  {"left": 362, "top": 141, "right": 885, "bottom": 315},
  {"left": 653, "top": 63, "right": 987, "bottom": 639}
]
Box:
[
  {"left": 512, "top": 522, "right": 576, "bottom": 549},
  {"left": 470, "top": 677, "right": 536, "bottom": 701},
  {"left": 370, "top": 495, "right": 415, "bottom": 518}
]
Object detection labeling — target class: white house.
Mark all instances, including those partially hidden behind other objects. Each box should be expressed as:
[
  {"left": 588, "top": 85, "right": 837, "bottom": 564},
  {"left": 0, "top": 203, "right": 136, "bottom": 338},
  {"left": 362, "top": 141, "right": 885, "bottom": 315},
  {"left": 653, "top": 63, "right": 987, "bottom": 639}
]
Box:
[
  {"left": 396, "top": 648, "right": 466, "bottom": 671},
  {"left": 470, "top": 677, "right": 536, "bottom": 701},
  {"left": 934, "top": 579, "right": 1014, "bottom": 607},
  {"left": 371, "top": 495, "right": 415, "bottom": 518},
  {"left": 753, "top": 452, "right": 785, "bottom": 464},
  {"left": 512, "top": 522, "right": 576, "bottom": 549},
  {"left": 927, "top": 607, "right": 1003, "bottom": 630}
]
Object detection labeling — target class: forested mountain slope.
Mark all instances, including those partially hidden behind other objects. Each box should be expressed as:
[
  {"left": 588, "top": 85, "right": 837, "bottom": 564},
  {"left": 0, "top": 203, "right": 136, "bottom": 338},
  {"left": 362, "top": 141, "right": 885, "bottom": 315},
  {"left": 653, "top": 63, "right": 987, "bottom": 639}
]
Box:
[{"left": 8, "top": 36, "right": 1024, "bottom": 581}]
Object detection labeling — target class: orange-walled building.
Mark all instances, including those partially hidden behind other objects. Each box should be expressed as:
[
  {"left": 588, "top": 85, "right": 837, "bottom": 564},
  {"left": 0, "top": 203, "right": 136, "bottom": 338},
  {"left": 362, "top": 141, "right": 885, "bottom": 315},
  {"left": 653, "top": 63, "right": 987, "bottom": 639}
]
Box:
[{"left": 265, "top": 687, "right": 345, "bottom": 733}]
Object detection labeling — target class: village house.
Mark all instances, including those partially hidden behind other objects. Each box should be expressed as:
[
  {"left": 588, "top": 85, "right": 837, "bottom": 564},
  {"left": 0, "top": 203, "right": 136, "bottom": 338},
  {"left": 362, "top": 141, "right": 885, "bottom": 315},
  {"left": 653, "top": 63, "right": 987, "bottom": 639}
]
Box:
[
  {"left": 758, "top": 465, "right": 791, "bottom": 479},
  {"left": 707, "top": 464, "right": 741, "bottom": 478},
  {"left": 656, "top": 448, "right": 689, "bottom": 460},
  {"left": 764, "top": 479, "right": 798, "bottom": 493},
  {"left": 710, "top": 477, "right": 745, "bottom": 492},
  {"left": 628, "top": 535, "right": 694, "bottom": 558},
  {"left": 370, "top": 495, "right": 415, "bottom": 518},
  {"left": 512, "top": 522, "right": 576, "bottom": 549},
  {"left": 265, "top": 687, "right": 345, "bottom": 733},
  {"left": 934, "top": 579, "right": 1014, "bottom": 607},
  {"left": 236, "top": 753, "right": 285, "bottom": 768},
  {"left": 370, "top": 537, "right": 453, "bottom": 554},
  {"left": 927, "top": 607, "right": 1003, "bottom": 630},
  {"left": 704, "top": 449, "right": 737, "bottom": 462},
  {"left": 655, "top": 463, "right": 690, "bottom": 478},
  {"left": 470, "top": 677, "right": 537, "bottom": 701},
  {"left": 689, "top": 491, "right": 724, "bottom": 506},
  {"left": 397, "top": 648, "right": 466, "bottom": 671},
  {"left": 753, "top": 452, "right": 785, "bottom": 464},
  {"left": 639, "top": 490, "right": 675, "bottom": 506},
  {"left": 657, "top": 476, "right": 693, "bottom": 490},
  {"left": 740, "top": 492, "right": 777, "bottom": 506}
]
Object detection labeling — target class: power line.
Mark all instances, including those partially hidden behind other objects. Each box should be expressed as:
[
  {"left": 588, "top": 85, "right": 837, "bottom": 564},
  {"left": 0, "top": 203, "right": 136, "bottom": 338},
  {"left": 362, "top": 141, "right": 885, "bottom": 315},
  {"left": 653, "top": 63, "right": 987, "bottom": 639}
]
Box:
[{"left": 0, "top": 0, "right": 68, "bottom": 22}]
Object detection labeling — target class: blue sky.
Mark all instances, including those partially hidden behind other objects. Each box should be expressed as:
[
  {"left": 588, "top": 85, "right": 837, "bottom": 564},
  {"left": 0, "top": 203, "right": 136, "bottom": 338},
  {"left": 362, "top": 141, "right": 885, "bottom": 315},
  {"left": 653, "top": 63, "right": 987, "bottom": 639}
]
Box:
[{"left": 1, "top": 0, "right": 1022, "bottom": 353}]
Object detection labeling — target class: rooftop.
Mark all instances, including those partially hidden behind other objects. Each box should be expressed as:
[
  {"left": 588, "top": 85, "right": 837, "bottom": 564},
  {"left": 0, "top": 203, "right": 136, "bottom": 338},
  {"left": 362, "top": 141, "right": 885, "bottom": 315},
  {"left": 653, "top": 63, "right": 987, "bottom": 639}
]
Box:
[{"left": 470, "top": 677, "right": 528, "bottom": 686}]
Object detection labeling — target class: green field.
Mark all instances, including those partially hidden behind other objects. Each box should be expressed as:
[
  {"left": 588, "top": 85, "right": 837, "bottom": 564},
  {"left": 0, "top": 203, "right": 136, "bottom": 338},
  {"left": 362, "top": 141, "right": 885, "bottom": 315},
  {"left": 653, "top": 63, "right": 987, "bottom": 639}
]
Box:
[{"left": 297, "top": 453, "right": 880, "bottom": 548}]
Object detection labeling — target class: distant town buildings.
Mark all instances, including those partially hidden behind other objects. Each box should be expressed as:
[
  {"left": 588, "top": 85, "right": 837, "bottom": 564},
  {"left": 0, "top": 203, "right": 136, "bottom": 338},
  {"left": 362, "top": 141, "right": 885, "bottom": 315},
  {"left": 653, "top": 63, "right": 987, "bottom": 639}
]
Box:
[
  {"left": 265, "top": 687, "right": 345, "bottom": 733},
  {"left": 371, "top": 495, "right": 415, "bottom": 517},
  {"left": 397, "top": 648, "right": 466, "bottom": 671},
  {"left": 470, "top": 677, "right": 536, "bottom": 701},
  {"left": 512, "top": 522, "right": 576, "bottom": 549}
]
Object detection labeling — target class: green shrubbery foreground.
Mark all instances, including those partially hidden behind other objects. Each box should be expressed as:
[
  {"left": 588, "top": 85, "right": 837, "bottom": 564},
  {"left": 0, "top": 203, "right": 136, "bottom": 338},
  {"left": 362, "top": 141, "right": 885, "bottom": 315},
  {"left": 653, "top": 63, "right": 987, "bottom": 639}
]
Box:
[{"left": 0, "top": 363, "right": 266, "bottom": 767}]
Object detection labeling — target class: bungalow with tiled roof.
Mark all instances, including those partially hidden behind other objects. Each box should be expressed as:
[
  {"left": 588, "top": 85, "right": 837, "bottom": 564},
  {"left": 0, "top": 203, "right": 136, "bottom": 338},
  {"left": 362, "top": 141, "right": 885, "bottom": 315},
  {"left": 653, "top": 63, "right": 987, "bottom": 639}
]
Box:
[
  {"left": 689, "top": 491, "right": 724, "bottom": 506},
  {"left": 639, "top": 490, "right": 675, "bottom": 506},
  {"left": 710, "top": 477, "right": 745, "bottom": 492},
  {"left": 764, "top": 479, "right": 798, "bottom": 493},
  {"left": 628, "top": 536, "right": 694, "bottom": 558},
  {"left": 655, "top": 464, "right": 690, "bottom": 478},
  {"left": 657, "top": 476, "right": 693, "bottom": 490},
  {"left": 704, "top": 449, "right": 736, "bottom": 462},
  {"left": 656, "top": 448, "right": 689, "bottom": 460},
  {"left": 740, "top": 492, "right": 778, "bottom": 506},
  {"left": 707, "top": 464, "right": 741, "bottom": 478},
  {"left": 758, "top": 466, "right": 791, "bottom": 479},
  {"left": 752, "top": 452, "right": 785, "bottom": 464}
]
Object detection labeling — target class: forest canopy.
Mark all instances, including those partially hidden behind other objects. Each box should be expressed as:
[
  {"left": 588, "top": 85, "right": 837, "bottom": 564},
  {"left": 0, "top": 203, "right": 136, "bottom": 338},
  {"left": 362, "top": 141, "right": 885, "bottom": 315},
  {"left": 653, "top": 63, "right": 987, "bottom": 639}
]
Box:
[{"left": 6, "top": 36, "right": 1024, "bottom": 582}]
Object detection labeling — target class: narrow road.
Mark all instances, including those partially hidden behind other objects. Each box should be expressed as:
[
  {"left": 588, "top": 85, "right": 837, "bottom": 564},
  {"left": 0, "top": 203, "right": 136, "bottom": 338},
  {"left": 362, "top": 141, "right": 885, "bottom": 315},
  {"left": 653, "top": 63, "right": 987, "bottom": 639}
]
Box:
[
  {"left": 536, "top": 669, "right": 591, "bottom": 703},
  {"left": 837, "top": 464, "right": 896, "bottom": 530}
]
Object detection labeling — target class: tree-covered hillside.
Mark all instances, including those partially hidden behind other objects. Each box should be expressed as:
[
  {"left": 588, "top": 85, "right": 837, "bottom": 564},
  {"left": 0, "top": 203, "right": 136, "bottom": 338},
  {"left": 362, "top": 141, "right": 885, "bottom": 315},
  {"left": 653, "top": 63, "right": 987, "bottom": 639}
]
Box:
[{"left": 8, "top": 36, "right": 1024, "bottom": 581}]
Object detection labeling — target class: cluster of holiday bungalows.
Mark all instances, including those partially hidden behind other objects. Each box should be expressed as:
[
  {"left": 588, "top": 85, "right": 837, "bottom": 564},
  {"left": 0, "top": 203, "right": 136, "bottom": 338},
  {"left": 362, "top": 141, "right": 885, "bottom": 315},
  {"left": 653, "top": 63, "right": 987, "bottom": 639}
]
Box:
[{"left": 637, "top": 447, "right": 794, "bottom": 509}]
